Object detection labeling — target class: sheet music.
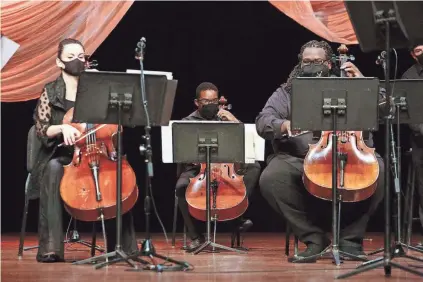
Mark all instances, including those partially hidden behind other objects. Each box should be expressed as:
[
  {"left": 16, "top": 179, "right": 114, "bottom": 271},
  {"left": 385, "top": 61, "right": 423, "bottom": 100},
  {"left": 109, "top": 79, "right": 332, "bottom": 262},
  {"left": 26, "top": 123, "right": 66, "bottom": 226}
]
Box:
[
  {"left": 126, "top": 69, "right": 173, "bottom": 80},
  {"left": 160, "top": 121, "right": 264, "bottom": 163},
  {"left": 1, "top": 35, "right": 20, "bottom": 70},
  {"left": 161, "top": 121, "right": 174, "bottom": 163}
]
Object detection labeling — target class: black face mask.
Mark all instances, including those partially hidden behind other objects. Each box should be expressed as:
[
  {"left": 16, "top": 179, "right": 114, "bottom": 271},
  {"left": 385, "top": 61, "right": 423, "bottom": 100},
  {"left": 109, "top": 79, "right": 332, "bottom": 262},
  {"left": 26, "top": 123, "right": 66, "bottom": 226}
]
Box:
[
  {"left": 416, "top": 53, "right": 423, "bottom": 66},
  {"left": 60, "top": 58, "right": 85, "bottom": 76},
  {"left": 300, "top": 63, "right": 330, "bottom": 77},
  {"left": 199, "top": 103, "right": 219, "bottom": 120}
]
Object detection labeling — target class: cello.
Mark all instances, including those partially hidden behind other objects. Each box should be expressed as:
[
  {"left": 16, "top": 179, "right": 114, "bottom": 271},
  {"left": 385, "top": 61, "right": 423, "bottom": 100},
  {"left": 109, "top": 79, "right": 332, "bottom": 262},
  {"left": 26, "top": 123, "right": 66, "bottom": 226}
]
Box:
[
  {"left": 59, "top": 57, "right": 138, "bottom": 222},
  {"left": 185, "top": 97, "right": 248, "bottom": 221},
  {"left": 302, "top": 44, "right": 379, "bottom": 202}
]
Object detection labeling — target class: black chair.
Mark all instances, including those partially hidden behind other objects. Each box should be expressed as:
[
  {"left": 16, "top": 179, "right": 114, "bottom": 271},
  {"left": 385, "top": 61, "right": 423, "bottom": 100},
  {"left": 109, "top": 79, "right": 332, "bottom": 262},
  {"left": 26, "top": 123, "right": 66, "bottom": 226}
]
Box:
[
  {"left": 171, "top": 191, "right": 188, "bottom": 250},
  {"left": 18, "top": 125, "right": 103, "bottom": 257},
  {"left": 171, "top": 165, "right": 188, "bottom": 250},
  {"left": 402, "top": 149, "right": 423, "bottom": 249}
]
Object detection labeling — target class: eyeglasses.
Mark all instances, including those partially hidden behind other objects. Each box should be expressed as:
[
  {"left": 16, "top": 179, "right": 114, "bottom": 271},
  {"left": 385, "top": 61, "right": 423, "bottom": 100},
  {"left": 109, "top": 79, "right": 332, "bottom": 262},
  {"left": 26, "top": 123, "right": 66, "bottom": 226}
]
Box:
[
  {"left": 198, "top": 98, "right": 218, "bottom": 105},
  {"left": 301, "top": 59, "right": 326, "bottom": 65}
]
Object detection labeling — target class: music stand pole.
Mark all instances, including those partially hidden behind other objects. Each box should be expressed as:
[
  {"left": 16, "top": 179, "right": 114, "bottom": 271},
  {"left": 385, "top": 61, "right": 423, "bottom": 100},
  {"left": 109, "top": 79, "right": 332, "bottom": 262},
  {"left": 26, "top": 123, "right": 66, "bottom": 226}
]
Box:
[
  {"left": 337, "top": 10, "right": 423, "bottom": 279},
  {"left": 292, "top": 98, "right": 365, "bottom": 264},
  {"left": 127, "top": 37, "right": 193, "bottom": 272},
  {"left": 393, "top": 103, "right": 423, "bottom": 255},
  {"left": 73, "top": 93, "right": 139, "bottom": 269},
  {"left": 366, "top": 73, "right": 423, "bottom": 260},
  {"left": 192, "top": 139, "right": 247, "bottom": 255}
]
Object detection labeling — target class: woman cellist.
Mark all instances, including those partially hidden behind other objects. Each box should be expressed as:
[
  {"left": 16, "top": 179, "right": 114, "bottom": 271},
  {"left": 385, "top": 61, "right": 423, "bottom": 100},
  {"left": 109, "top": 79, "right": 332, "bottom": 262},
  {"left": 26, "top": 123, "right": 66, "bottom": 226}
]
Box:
[{"left": 31, "top": 38, "right": 137, "bottom": 263}]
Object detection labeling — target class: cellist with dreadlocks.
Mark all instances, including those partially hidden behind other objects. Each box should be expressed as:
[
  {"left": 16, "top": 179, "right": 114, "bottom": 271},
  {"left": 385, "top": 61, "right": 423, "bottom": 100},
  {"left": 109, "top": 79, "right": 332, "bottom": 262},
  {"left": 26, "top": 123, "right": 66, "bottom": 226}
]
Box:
[{"left": 255, "top": 40, "right": 385, "bottom": 263}]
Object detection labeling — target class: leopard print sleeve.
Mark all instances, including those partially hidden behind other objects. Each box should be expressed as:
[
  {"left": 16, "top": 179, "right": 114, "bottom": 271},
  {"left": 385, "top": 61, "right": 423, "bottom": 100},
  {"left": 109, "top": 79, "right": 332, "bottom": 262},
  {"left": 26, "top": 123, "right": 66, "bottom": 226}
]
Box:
[{"left": 34, "top": 89, "right": 56, "bottom": 147}]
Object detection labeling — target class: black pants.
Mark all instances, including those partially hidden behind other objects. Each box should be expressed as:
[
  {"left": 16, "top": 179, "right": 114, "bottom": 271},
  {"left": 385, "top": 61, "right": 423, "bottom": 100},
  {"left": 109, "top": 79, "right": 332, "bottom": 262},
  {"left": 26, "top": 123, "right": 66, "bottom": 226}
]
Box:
[
  {"left": 411, "top": 145, "right": 423, "bottom": 229},
  {"left": 259, "top": 153, "right": 385, "bottom": 247},
  {"left": 37, "top": 158, "right": 138, "bottom": 260},
  {"left": 175, "top": 162, "right": 261, "bottom": 240}
]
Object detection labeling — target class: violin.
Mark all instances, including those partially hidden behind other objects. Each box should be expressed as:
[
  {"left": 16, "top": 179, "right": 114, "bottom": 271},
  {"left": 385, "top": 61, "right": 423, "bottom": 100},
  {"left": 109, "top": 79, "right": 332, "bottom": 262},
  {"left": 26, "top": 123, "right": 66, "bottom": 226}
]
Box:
[
  {"left": 59, "top": 59, "right": 138, "bottom": 222},
  {"left": 185, "top": 97, "right": 248, "bottom": 221},
  {"left": 302, "top": 44, "right": 379, "bottom": 202}
]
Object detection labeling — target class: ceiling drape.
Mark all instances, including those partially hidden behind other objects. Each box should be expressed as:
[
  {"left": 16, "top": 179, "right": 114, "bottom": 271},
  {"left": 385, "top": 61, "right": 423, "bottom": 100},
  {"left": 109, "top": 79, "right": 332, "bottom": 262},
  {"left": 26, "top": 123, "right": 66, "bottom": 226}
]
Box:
[
  {"left": 1, "top": 1, "right": 134, "bottom": 102},
  {"left": 269, "top": 0, "right": 358, "bottom": 45}
]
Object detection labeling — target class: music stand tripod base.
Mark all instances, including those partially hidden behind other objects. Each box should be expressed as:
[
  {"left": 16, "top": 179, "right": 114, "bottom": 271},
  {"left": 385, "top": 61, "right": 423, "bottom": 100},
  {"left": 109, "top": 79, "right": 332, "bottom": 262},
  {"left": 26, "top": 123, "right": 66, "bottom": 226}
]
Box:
[
  {"left": 171, "top": 121, "right": 249, "bottom": 255},
  {"left": 291, "top": 77, "right": 380, "bottom": 266},
  {"left": 338, "top": 1, "right": 423, "bottom": 279},
  {"left": 125, "top": 43, "right": 192, "bottom": 272},
  {"left": 70, "top": 69, "right": 184, "bottom": 270},
  {"left": 70, "top": 71, "right": 139, "bottom": 269}
]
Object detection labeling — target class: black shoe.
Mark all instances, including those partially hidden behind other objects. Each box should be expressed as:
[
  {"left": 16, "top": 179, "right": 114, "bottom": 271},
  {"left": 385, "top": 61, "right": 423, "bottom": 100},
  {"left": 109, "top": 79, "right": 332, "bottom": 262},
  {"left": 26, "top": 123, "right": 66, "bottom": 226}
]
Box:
[
  {"left": 36, "top": 253, "right": 64, "bottom": 263},
  {"left": 288, "top": 242, "right": 331, "bottom": 263},
  {"left": 231, "top": 219, "right": 253, "bottom": 249},
  {"left": 339, "top": 245, "right": 367, "bottom": 261},
  {"left": 185, "top": 236, "right": 206, "bottom": 253},
  {"left": 236, "top": 218, "right": 253, "bottom": 233}
]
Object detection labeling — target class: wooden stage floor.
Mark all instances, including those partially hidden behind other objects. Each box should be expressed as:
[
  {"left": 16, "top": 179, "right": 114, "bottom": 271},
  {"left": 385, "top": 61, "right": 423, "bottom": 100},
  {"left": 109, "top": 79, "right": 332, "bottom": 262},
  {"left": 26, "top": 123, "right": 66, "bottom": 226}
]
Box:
[{"left": 2, "top": 232, "right": 423, "bottom": 281}]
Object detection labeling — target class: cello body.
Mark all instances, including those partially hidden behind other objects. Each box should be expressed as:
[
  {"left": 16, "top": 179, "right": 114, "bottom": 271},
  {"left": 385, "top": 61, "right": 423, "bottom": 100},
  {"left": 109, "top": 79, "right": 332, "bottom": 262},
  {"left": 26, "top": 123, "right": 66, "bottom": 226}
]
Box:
[
  {"left": 303, "top": 131, "right": 379, "bottom": 202},
  {"left": 302, "top": 44, "right": 379, "bottom": 202},
  {"left": 59, "top": 108, "right": 138, "bottom": 222},
  {"left": 186, "top": 163, "right": 248, "bottom": 221},
  {"left": 185, "top": 97, "right": 248, "bottom": 221}
]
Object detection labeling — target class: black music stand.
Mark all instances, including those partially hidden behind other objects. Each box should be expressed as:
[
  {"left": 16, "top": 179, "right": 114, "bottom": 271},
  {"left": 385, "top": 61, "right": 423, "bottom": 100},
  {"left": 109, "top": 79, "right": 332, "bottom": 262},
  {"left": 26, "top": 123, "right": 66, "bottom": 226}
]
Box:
[
  {"left": 290, "top": 77, "right": 380, "bottom": 265},
  {"left": 171, "top": 121, "right": 247, "bottom": 255},
  {"left": 70, "top": 70, "right": 188, "bottom": 271},
  {"left": 338, "top": 1, "right": 423, "bottom": 279},
  {"left": 365, "top": 80, "right": 423, "bottom": 260}
]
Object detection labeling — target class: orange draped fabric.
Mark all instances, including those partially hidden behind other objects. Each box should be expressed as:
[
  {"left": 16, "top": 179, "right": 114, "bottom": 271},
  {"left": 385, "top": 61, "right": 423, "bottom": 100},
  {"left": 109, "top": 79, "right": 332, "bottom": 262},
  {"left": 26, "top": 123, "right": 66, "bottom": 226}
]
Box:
[
  {"left": 269, "top": 0, "right": 357, "bottom": 45},
  {"left": 1, "top": 1, "right": 134, "bottom": 102}
]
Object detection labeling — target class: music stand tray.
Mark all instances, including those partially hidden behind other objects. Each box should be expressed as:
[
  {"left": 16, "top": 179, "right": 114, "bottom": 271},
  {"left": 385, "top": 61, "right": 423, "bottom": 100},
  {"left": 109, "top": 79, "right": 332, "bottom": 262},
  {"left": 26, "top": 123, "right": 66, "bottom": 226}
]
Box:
[
  {"left": 70, "top": 70, "right": 185, "bottom": 270},
  {"left": 339, "top": 1, "right": 423, "bottom": 279},
  {"left": 365, "top": 80, "right": 423, "bottom": 260},
  {"left": 380, "top": 79, "right": 423, "bottom": 125},
  {"left": 290, "top": 77, "right": 379, "bottom": 265},
  {"left": 171, "top": 121, "right": 247, "bottom": 254}
]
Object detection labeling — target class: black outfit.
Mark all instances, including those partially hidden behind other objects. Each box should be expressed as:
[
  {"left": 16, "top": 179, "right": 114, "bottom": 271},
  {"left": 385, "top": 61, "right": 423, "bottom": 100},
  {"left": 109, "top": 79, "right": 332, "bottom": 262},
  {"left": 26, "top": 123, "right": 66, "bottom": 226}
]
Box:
[
  {"left": 31, "top": 75, "right": 137, "bottom": 262},
  {"left": 175, "top": 110, "right": 261, "bottom": 240},
  {"left": 255, "top": 84, "right": 385, "bottom": 251},
  {"left": 402, "top": 63, "right": 423, "bottom": 229}
]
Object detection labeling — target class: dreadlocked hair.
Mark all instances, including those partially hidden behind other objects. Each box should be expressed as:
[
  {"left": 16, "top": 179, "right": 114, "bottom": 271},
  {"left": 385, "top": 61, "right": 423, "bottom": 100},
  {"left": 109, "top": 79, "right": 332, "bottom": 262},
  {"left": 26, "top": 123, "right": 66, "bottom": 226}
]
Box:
[{"left": 284, "top": 40, "right": 338, "bottom": 94}]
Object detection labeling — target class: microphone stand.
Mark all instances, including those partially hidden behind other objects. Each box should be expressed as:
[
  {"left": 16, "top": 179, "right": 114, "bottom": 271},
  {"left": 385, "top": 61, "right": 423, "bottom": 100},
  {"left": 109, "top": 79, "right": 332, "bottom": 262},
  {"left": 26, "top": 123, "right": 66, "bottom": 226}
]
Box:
[
  {"left": 127, "top": 37, "right": 193, "bottom": 272},
  {"left": 337, "top": 10, "right": 423, "bottom": 277},
  {"left": 366, "top": 56, "right": 423, "bottom": 260}
]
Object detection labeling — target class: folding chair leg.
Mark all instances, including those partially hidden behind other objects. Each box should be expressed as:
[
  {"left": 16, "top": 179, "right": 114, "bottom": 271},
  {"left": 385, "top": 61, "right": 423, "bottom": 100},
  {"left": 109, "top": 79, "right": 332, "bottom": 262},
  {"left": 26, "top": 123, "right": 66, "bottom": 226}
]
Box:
[
  {"left": 90, "top": 222, "right": 96, "bottom": 257},
  {"left": 172, "top": 194, "right": 178, "bottom": 247},
  {"left": 285, "top": 225, "right": 291, "bottom": 256},
  {"left": 407, "top": 167, "right": 417, "bottom": 246},
  {"left": 18, "top": 192, "right": 30, "bottom": 257}
]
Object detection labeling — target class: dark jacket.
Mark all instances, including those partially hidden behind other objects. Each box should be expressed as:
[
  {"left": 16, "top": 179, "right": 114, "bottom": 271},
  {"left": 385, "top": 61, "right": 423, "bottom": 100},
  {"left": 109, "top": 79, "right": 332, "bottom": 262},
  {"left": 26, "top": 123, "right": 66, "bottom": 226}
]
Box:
[
  {"left": 29, "top": 75, "right": 71, "bottom": 199},
  {"left": 401, "top": 63, "right": 423, "bottom": 146}
]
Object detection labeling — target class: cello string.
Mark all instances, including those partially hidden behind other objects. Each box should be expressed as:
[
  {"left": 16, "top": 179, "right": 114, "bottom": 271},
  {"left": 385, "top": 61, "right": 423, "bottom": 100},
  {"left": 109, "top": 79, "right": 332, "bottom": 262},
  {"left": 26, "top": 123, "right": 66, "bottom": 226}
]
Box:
[{"left": 57, "top": 124, "right": 107, "bottom": 147}]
